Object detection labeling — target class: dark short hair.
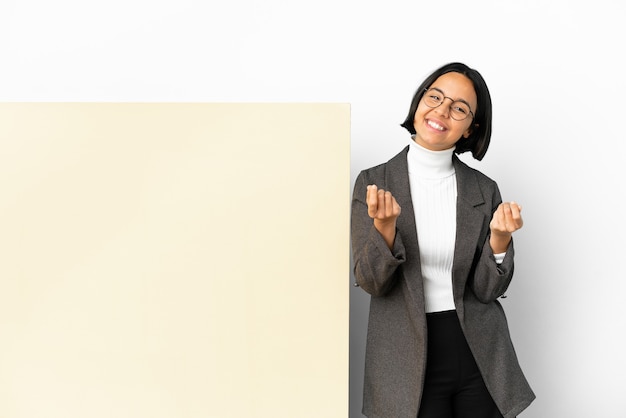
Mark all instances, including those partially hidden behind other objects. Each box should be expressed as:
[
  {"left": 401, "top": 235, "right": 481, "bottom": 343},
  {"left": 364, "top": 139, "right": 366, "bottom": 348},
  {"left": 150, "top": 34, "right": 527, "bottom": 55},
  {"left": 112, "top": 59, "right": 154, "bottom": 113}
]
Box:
[{"left": 400, "top": 62, "right": 492, "bottom": 161}]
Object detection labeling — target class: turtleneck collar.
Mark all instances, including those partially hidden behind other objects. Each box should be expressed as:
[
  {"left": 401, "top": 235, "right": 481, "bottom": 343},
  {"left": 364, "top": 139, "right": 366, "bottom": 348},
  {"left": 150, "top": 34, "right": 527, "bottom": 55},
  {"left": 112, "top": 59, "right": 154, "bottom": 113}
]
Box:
[{"left": 407, "top": 140, "right": 455, "bottom": 179}]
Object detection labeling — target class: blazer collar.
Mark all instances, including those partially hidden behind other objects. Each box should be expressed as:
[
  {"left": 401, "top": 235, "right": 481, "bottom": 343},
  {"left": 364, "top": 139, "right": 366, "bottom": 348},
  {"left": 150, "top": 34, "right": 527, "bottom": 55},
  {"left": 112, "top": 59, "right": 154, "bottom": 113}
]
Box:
[{"left": 384, "top": 145, "right": 486, "bottom": 214}]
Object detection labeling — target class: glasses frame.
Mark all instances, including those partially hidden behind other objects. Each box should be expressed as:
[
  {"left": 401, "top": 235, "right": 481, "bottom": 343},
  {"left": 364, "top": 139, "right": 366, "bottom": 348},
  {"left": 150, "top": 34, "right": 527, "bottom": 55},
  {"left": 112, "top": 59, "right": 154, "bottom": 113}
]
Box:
[{"left": 422, "top": 88, "right": 475, "bottom": 121}]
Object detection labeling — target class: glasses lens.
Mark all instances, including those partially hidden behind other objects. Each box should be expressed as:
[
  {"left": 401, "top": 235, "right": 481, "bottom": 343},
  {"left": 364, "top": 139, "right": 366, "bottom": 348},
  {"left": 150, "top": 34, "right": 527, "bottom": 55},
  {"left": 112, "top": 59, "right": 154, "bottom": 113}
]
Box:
[
  {"left": 450, "top": 102, "right": 471, "bottom": 121},
  {"left": 423, "top": 89, "right": 443, "bottom": 108}
]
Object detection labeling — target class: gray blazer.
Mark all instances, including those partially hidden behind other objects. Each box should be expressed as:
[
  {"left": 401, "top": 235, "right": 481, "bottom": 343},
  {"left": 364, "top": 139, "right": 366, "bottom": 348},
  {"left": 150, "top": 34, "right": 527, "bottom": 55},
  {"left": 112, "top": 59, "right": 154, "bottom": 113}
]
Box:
[{"left": 351, "top": 146, "right": 535, "bottom": 418}]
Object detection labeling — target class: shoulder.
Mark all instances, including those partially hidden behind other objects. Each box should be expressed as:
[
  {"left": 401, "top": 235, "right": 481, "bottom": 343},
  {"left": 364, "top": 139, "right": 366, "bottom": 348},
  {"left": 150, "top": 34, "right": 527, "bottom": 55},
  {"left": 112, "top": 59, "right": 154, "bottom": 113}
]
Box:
[
  {"left": 356, "top": 146, "right": 409, "bottom": 184},
  {"left": 453, "top": 155, "right": 502, "bottom": 207},
  {"left": 453, "top": 155, "right": 498, "bottom": 187}
]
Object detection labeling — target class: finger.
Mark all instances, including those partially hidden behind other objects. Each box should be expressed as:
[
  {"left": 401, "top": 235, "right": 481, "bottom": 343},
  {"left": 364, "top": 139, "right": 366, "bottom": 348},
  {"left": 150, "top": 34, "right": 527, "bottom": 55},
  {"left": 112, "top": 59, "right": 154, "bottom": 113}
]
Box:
[
  {"left": 392, "top": 195, "right": 401, "bottom": 216},
  {"left": 509, "top": 202, "right": 521, "bottom": 219},
  {"left": 384, "top": 191, "right": 393, "bottom": 217},
  {"left": 490, "top": 204, "right": 504, "bottom": 229},
  {"left": 502, "top": 202, "right": 523, "bottom": 231},
  {"left": 509, "top": 201, "right": 524, "bottom": 229},
  {"left": 501, "top": 203, "right": 514, "bottom": 232},
  {"left": 377, "top": 189, "right": 387, "bottom": 218},
  {"left": 367, "top": 185, "right": 378, "bottom": 217},
  {"left": 502, "top": 202, "right": 513, "bottom": 218}
]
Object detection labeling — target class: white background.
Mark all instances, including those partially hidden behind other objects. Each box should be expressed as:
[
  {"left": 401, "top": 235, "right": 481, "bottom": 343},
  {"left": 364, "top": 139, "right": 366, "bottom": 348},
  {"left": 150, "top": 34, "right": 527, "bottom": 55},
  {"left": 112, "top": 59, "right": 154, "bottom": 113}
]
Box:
[{"left": 2, "top": 1, "right": 625, "bottom": 416}]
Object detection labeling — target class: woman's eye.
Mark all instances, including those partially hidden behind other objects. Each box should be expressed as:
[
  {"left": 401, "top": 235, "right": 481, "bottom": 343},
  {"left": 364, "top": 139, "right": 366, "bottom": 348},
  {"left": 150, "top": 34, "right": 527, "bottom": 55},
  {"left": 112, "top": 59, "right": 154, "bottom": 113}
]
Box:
[{"left": 452, "top": 105, "right": 468, "bottom": 114}]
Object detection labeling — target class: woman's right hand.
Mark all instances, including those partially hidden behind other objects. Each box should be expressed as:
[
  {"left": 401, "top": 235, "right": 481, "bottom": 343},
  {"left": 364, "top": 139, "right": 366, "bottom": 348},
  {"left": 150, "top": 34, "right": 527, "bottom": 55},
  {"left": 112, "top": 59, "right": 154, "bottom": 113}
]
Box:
[{"left": 366, "top": 185, "right": 401, "bottom": 249}]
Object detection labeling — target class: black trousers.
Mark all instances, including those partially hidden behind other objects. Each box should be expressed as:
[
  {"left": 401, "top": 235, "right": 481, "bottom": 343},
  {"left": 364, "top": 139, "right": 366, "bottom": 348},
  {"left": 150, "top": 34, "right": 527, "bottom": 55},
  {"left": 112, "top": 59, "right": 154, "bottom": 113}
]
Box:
[{"left": 417, "top": 310, "right": 504, "bottom": 418}]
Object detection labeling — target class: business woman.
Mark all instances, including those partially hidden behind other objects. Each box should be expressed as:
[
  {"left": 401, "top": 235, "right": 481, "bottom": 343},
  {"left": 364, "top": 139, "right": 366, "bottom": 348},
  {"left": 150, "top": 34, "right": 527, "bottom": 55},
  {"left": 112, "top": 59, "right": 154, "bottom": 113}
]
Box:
[{"left": 351, "top": 62, "right": 535, "bottom": 418}]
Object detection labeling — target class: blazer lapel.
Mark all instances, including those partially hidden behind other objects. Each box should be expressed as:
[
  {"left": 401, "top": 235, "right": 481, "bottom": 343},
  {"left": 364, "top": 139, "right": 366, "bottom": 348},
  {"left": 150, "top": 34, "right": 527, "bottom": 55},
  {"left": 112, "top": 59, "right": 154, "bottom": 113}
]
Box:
[
  {"left": 384, "top": 147, "right": 427, "bottom": 313},
  {"left": 452, "top": 156, "right": 490, "bottom": 318}
]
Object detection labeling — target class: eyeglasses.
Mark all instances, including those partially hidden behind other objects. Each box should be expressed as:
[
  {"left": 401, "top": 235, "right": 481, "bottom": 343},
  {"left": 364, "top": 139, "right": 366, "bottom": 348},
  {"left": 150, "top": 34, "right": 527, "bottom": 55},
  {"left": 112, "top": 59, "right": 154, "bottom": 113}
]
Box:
[{"left": 422, "top": 88, "right": 475, "bottom": 121}]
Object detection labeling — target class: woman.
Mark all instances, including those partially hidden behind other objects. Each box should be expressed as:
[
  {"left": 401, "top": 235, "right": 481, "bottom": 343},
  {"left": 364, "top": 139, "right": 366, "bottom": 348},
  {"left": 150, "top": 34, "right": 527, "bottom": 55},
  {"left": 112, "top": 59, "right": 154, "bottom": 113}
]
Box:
[{"left": 351, "top": 62, "right": 535, "bottom": 418}]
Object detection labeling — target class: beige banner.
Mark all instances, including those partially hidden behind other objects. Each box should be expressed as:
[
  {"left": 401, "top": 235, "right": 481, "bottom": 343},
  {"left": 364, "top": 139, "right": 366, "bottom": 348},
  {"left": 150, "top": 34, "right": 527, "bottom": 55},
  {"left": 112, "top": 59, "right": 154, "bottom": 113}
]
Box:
[{"left": 0, "top": 103, "right": 350, "bottom": 418}]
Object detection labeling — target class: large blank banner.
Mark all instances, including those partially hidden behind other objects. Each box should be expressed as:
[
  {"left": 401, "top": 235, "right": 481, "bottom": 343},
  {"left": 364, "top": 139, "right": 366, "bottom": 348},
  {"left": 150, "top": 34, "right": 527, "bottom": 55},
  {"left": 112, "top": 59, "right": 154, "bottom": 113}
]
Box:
[{"left": 0, "top": 103, "right": 350, "bottom": 418}]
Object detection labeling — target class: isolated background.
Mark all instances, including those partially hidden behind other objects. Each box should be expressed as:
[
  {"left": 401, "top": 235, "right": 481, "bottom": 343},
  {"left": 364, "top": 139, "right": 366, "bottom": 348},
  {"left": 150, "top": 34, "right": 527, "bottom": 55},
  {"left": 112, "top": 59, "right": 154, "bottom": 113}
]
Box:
[{"left": 2, "top": 0, "right": 625, "bottom": 417}]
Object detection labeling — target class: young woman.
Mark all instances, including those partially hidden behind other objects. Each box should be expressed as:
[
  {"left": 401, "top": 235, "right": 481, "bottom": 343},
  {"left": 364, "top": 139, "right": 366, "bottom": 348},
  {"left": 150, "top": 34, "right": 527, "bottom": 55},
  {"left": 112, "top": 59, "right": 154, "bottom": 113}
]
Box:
[{"left": 351, "top": 62, "right": 535, "bottom": 418}]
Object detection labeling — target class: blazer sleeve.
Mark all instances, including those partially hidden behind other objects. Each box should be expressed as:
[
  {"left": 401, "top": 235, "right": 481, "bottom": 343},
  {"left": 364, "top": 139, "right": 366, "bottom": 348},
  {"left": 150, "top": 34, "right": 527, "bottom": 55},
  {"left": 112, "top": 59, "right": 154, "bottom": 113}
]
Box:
[
  {"left": 469, "top": 183, "right": 515, "bottom": 303},
  {"left": 471, "top": 238, "right": 515, "bottom": 303},
  {"left": 350, "top": 170, "right": 406, "bottom": 297}
]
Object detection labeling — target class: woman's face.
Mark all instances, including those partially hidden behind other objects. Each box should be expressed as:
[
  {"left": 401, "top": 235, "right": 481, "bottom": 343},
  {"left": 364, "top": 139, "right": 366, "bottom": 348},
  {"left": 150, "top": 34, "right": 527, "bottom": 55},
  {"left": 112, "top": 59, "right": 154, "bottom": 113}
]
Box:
[{"left": 412, "top": 72, "right": 477, "bottom": 152}]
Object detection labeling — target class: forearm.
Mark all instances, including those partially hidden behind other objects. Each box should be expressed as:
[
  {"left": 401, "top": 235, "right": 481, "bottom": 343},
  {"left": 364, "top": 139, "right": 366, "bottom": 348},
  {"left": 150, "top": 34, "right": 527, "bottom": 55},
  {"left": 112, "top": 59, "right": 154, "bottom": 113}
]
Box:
[
  {"left": 373, "top": 218, "right": 397, "bottom": 250},
  {"left": 351, "top": 171, "right": 407, "bottom": 295},
  {"left": 353, "top": 225, "right": 406, "bottom": 296},
  {"left": 489, "top": 232, "right": 512, "bottom": 254},
  {"left": 471, "top": 239, "right": 514, "bottom": 303}
]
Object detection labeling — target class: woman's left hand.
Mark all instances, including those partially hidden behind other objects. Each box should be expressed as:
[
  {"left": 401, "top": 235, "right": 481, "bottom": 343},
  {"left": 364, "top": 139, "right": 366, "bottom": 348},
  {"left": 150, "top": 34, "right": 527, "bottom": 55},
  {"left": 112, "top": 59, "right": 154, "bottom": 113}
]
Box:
[{"left": 489, "top": 202, "right": 523, "bottom": 254}]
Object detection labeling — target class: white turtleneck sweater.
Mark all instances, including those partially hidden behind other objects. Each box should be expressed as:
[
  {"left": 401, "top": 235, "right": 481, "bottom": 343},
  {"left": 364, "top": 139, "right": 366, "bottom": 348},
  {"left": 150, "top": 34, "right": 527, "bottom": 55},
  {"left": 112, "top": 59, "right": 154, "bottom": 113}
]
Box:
[{"left": 407, "top": 141, "right": 458, "bottom": 313}]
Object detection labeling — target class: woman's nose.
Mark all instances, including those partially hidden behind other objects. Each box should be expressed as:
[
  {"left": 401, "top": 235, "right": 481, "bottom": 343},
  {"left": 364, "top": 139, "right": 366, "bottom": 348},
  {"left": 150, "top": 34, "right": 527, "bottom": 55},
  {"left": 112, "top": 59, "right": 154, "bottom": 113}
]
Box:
[{"left": 434, "top": 98, "right": 453, "bottom": 118}]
